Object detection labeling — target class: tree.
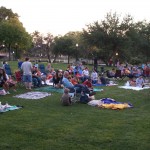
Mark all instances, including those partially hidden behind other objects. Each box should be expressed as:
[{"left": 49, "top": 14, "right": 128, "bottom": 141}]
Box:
[
  {"left": 82, "top": 12, "right": 134, "bottom": 65},
  {"left": 31, "top": 31, "right": 54, "bottom": 62},
  {"left": 44, "top": 33, "right": 54, "bottom": 63},
  {"left": 137, "top": 21, "right": 150, "bottom": 62},
  {"left": 0, "top": 7, "right": 32, "bottom": 60},
  {"left": 65, "top": 31, "right": 86, "bottom": 61},
  {"left": 0, "top": 6, "right": 18, "bottom": 21},
  {"left": 53, "top": 35, "right": 74, "bottom": 64}
]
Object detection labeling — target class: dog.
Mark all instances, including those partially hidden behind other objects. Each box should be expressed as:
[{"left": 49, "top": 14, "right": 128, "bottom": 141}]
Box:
[{"left": 61, "top": 88, "right": 72, "bottom": 106}]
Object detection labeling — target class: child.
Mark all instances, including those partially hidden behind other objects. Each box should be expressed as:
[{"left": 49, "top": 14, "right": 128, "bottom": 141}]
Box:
[{"left": 61, "top": 88, "right": 72, "bottom": 106}]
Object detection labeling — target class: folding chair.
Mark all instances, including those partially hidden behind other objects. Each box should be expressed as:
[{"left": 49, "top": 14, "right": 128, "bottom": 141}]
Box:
[
  {"left": 39, "top": 64, "right": 47, "bottom": 75},
  {"left": 62, "top": 85, "right": 80, "bottom": 103},
  {"left": 14, "top": 70, "right": 24, "bottom": 87},
  {"left": 68, "top": 88, "right": 81, "bottom": 103},
  {"left": 4, "top": 64, "right": 13, "bottom": 77}
]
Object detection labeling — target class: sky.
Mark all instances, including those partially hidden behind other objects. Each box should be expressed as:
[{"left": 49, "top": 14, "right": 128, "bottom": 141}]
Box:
[{"left": 1, "top": 0, "right": 150, "bottom": 36}]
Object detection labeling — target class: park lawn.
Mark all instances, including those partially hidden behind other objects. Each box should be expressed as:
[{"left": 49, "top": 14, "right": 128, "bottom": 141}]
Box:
[{"left": 0, "top": 62, "right": 150, "bottom": 150}]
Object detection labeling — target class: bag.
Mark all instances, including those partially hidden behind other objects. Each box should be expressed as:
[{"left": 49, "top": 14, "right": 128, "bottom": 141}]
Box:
[{"left": 80, "top": 92, "right": 89, "bottom": 104}]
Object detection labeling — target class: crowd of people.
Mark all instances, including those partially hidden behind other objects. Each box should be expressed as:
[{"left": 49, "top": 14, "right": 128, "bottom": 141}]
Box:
[
  {"left": 0, "top": 57, "right": 149, "bottom": 96},
  {"left": 107, "top": 62, "right": 150, "bottom": 78}
]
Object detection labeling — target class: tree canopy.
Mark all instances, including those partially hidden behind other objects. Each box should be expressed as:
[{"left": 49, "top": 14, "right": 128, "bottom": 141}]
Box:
[{"left": 0, "top": 6, "right": 32, "bottom": 60}]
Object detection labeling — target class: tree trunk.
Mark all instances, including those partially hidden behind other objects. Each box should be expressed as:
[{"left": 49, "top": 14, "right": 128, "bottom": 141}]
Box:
[
  {"left": 47, "top": 54, "right": 51, "bottom": 63},
  {"left": 53, "top": 54, "right": 57, "bottom": 63},
  {"left": 67, "top": 55, "right": 70, "bottom": 64},
  {"left": 46, "top": 48, "right": 51, "bottom": 63},
  {"left": 8, "top": 44, "right": 11, "bottom": 61}
]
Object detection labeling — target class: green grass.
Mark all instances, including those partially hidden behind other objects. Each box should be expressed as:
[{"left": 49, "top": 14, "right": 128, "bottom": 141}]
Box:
[{"left": 0, "top": 62, "right": 150, "bottom": 150}]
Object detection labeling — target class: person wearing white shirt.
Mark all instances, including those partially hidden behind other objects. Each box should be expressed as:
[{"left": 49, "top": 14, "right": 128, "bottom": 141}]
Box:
[
  {"left": 91, "top": 69, "right": 98, "bottom": 84},
  {"left": 136, "top": 76, "right": 145, "bottom": 87},
  {"left": 82, "top": 67, "right": 90, "bottom": 82}
]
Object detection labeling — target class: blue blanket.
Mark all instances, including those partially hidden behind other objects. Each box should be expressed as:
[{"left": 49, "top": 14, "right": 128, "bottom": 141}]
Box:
[
  {"left": 0, "top": 105, "right": 22, "bottom": 113},
  {"left": 100, "top": 98, "right": 133, "bottom": 108},
  {"left": 93, "top": 83, "right": 106, "bottom": 86},
  {"left": 35, "top": 86, "right": 64, "bottom": 93}
]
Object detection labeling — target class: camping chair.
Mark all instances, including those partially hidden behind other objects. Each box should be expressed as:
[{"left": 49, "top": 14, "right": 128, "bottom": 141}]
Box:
[
  {"left": 68, "top": 88, "right": 81, "bottom": 103},
  {"left": 39, "top": 64, "right": 47, "bottom": 75},
  {"left": 4, "top": 64, "right": 13, "bottom": 77},
  {"left": 14, "top": 70, "right": 24, "bottom": 87}
]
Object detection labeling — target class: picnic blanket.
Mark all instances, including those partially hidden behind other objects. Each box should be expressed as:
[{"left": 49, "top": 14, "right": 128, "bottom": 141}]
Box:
[
  {"left": 93, "top": 88, "right": 104, "bottom": 92},
  {"left": 35, "top": 86, "right": 64, "bottom": 93},
  {"left": 118, "top": 86, "right": 150, "bottom": 91},
  {"left": 93, "top": 83, "right": 106, "bottom": 86},
  {"left": 88, "top": 98, "right": 133, "bottom": 110},
  {"left": 93, "top": 83, "right": 118, "bottom": 86},
  {"left": 36, "top": 86, "right": 103, "bottom": 93},
  {"left": 45, "top": 80, "right": 53, "bottom": 86},
  {"left": 13, "top": 92, "right": 51, "bottom": 99},
  {"left": 0, "top": 103, "right": 22, "bottom": 113}
]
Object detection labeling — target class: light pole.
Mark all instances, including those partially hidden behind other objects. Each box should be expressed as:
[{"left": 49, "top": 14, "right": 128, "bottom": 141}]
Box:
[
  {"left": 12, "top": 51, "right": 15, "bottom": 61},
  {"left": 115, "top": 52, "right": 119, "bottom": 67},
  {"left": 15, "top": 43, "right": 18, "bottom": 60},
  {"left": 75, "top": 43, "right": 78, "bottom": 61}
]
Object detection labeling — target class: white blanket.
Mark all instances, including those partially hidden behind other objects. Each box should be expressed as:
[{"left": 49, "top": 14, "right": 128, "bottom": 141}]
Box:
[
  {"left": 45, "top": 80, "right": 53, "bottom": 86},
  {"left": 88, "top": 100, "right": 103, "bottom": 106},
  {"left": 118, "top": 86, "right": 150, "bottom": 91},
  {"left": 14, "top": 92, "right": 51, "bottom": 99}
]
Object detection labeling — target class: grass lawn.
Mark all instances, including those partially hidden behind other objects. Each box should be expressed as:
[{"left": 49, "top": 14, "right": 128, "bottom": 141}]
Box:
[{"left": 0, "top": 61, "right": 150, "bottom": 150}]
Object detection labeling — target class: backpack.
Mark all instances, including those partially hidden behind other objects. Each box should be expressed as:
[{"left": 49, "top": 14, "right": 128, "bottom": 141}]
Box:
[{"left": 80, "top": 92, "right": 89, "bottom": 104}]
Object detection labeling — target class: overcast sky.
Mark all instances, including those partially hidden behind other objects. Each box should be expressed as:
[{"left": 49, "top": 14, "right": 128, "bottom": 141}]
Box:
[{"left": 1, "top": 0, "right": 150, "bottom": 36}]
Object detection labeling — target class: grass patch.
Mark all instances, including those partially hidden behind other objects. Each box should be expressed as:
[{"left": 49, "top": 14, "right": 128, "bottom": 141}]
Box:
[{"left": 0, "top": 62, "right": 150, "bottom": 150}]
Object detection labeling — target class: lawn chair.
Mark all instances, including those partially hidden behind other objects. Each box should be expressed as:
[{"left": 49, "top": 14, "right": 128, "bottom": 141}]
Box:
[
  {"left": 68, "top": 88, "right": 80, "bottom": 103},
  {"left": 4, "top": 64, "right": 13, "bottom": 77},
  {"left": 39, "top": 64, "right": 47, "bottom": 75},
  {"left": 14, "top": 70, "right": 24, "bottom": 87}
]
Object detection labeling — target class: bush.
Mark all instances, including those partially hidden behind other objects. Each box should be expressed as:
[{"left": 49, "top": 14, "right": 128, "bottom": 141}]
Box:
[{"left": 130, "top": 57, "right": 142, "bottom": 65}]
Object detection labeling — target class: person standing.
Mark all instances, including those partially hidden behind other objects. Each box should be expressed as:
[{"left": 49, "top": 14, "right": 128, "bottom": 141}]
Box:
[
  {"left": 17, "top": 59, "right": 23, "bottom": 70},
  {"left": 21, "top": 57, "right": 33, "bottom": 90}
]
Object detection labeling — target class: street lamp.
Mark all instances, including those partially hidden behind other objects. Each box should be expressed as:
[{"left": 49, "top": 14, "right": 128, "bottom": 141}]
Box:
[
  {"left": 12, "top": 51, "right": 15, "bottom": 61},
  {"left": 116, "top": 52, "right": 118, "bottom": 56},
  {"left": 75, "top": 43, "right": 79, "bottom": 61}
]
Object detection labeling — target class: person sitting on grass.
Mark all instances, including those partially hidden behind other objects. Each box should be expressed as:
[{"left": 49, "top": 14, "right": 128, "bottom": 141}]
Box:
[
  {"left": 62, "top": 71, "right": 95, "bottom": 96},
  {"left": 70, "top": 75, "right": 79, "bottom": 85},
  {"left": 91, "top": 69, "right": 98, "bottom": 84},
  {"left": 82, "top": 67, "right": 90, "bottom": 82},
  {"left": 108, "top": 68, "right": 116, "bottom": 78},
  {"left": 136, "top": 75, "right": 145, "bottom": 88},
  {"left": 0, "top": 68, "right": 10, "bottom": 94},
  {"left": 32, "top": 66, "right": 42, "bottom": 87},
  {"left": 34, "top": 66, "right": 47, "bottom": 85},
  {"left": 82, "top": 78, "right": 93, "bottom": 91},
  {"left": 6, "top": 74, "right": 17, "bottom": 92},
  {"left": 45, "top": 63, "right": 52, "bottom": 74},
  {"left": 100, "top": 74, "right": 110, "bottom": 85},
  {"left": 128, "top": 77, "right": 136, "bottom": 86},
  {"left": 52, "top": 70, "right": 63, "bottom": 88},
  {"left": 61, "top": 88, "right": 72, "bottom": 106}
]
